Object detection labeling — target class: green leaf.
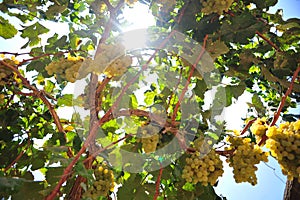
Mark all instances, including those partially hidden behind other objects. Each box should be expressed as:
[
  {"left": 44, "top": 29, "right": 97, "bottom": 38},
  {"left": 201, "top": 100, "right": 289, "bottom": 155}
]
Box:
[
  {"left": 144, "top": 91, "right": 156, "bottom": 106},
  {"left": 135, "top": 183, "right": 156, "bottom": 200},
  {"left": 44, "top": 80, "right": 55, "bottom": 93},
  {"left": 57, "top": 94, "right": 73, "bottom": 106},
  {"left": 74, "top": 162, "right": 94, "bottom": 180},
  {"left": 224, "top": 83, "right": 246, "bottom": 106},
  {"left": 221, "top": 12, "right": 265, "bottom": 44},
  {"left": 276, "top": 18, "right": 300, "bottom": 31},
  {"left": 117, "top": 174, "right": 140, "bottom": 199},
  {"left": 31, "top": 157, "right": 45, "bottom": 171},
  {"left": 206, "top": 131, "right": 219, "bottom": 141},
  {"left": 251, "top": 93, "right": 265, "bottom": 116},
  {"left": 0, "top": 177, "right": 24, "bottom": 195},
  {"left": 20, "top": 22, "right": 50, "bottom": 48},
  {"left": 0, "top": 16, "right": 18, "bottom": 39},
  {"left": 194, "top": 79, "right": 207, "bottom": 99},
  {"left": 45, "top": 167, "right": 65, "bottom": 184},
  {"left": 251, "top": 0, "right": 278, "bottom": 9},
  {"left": 12, "top": 181, "right": 44, "bottom": 199},
  {"left": 129, "top": 94, "right": 138, "bottom": 109}
]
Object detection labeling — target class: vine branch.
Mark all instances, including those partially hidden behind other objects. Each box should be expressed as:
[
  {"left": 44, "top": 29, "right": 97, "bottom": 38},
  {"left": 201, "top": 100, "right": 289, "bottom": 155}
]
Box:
[
  {"left": 258, "top": 65, "right": 300, "bottom": 146},
  {"left": 153, "top": 163, "right": 164, "bottom": 200},
  {"left": 255, "top": 31, "right": 281, "bottom": 52}
]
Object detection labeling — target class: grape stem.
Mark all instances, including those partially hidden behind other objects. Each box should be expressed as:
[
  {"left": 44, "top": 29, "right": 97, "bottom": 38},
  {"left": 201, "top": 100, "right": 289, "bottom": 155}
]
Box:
[
  {"left": 153, "top": 163, "right": 164, "bottom": 200},
  {"left": 240, "top": 118, "right": 257, "bottom": 136},
  {"left": 255, "top": 31, "right": 281, "bottom": 52},
  {"left": 258, "top": 65, "right": 300, "bottom": 146}
]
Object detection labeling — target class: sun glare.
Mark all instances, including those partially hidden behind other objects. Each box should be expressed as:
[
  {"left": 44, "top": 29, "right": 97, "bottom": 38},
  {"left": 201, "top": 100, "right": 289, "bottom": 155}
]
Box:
[{"left": 121, "top": 2, "right": 155, "bottom": 50}]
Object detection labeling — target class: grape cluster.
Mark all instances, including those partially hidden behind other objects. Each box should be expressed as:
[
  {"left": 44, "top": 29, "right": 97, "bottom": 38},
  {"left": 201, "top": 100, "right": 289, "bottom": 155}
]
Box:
[
  {"left": 200, "top": 0, "right": 234, "bottom": 15},
  {"left": 0, "top": 59, "right": 15, "bottom": 85},
  {"left": 266, "top": 120, "right": 300, "bottom": 182},
  {"left": 81, "top": 43, "right": 132, "bottom": 78},
  {"left": 104, "top": 55, "right": 132, "bottom": 78},
  {"left": 250, "top": 118, "right": 268, "bottom": 143},
  {"left": 182, "top": 138, "right": 223, "bottom": 186},
  {"left": 83, "top": 163, "right": 115, "bottom": 199},
  {"left": 45, "top": 56, "right": 84, "bottom": 83},
  {"left": 138, "top": 125, "right": 160, "bottom": 154},
  {"left": 225, "top": 136, "right": 269, "bottom": 185}
]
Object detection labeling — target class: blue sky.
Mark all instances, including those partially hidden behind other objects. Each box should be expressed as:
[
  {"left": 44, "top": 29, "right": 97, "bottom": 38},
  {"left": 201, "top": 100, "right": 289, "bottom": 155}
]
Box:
[{"left": 0, "top": 1, "right": 299, "bottom": 199}]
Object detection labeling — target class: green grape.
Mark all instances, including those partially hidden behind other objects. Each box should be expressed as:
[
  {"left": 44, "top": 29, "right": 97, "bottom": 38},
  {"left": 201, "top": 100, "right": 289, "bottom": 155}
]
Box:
[
  {"left": 200, "top": 0, "right": 234, "bottom": 15},
  {"left": 225, "top": 136, "right": 269, "bottom": 185},
  {"left": 266, "top": 120, "right": 300, "bottom": 182},
  {"left": 82, "top": 163, "right": 115, "bottom": 199},
  {"left": 182, "top": 138, "right": 223, "bottom": 186}
]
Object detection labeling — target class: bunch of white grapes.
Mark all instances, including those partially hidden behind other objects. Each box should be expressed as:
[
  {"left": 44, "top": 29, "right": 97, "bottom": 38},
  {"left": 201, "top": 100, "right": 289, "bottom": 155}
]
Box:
[
  {"left": 225, "top": 136, "right": 269, "bottom": 185},
  {"left": 79, "top": 43, "right": 132, "bottom": 78},
  {"left": 182, "top": 138, "right": 224, "bottom": 186},
  {"left": 45, "top": 56, "right": 84, "bottom": 83},
  {"left": 266, "top": 120, "right": 300, "bottom": 182}
]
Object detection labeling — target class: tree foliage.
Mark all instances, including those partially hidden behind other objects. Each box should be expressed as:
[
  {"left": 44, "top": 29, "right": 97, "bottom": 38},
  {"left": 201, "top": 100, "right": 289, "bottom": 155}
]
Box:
[{"left": 0, "top": 0, "right": 299, "bottom": 199}]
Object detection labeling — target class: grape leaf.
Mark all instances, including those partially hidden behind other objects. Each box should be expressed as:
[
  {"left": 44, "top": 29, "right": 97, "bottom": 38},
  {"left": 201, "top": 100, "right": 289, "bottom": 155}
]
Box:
[
  {"left": 57, "top": 94, "right": 73, "bottom": 106},
  {"left": 0, "top": 16, "right": 18, "bottom": 39}
]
